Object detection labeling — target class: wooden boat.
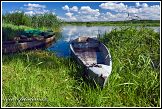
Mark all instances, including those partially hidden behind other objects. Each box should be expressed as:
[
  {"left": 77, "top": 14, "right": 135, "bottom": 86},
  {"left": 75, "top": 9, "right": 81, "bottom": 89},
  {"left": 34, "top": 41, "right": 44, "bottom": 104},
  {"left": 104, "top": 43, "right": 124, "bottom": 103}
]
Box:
[
  {"left": 2, "top": 35, "right": 55, "bottom": 54},
  {"left": 70, "top": 36, "right": 112, "bottom": 87}
]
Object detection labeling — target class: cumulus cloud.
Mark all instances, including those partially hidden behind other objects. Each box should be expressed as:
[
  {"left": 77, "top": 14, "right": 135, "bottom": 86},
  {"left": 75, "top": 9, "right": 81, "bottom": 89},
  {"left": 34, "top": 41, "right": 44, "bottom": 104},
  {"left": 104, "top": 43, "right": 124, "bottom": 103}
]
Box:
[
  {"left": 142, "top": 3, "right": 148, "bottom": 8},
  {"left": 70, "top": 6, "right": 78, "bottom": 12},
  {"left": 129, "top": 4, "right": 160, "bottom": 20},
  {"left": 24, "top": 9, "right": 49, "bottom": 16},
  {"left": 9, "top": 10, "right": 22, "bottom": 14},
  {"left": 135, "top": 2, "right": 148, "bottom": 8},
  {"left": 61, "top": 2, "right": 160, "bottom": 21},
  {"left": 139, "top": 6, "right": 160, "bottom": 14},
  {"left": 136, "top": 2, "right": 140, "bottom": 7},
  {"left": 99, "top": 12, "right": 128, "bottom": 21},
  {"left": 24, "top": 11, "right": 35, "bottom": 16},
  {"left": 69, "top": 16, "right": 77, "bottom": 21},
  {"left": 137, "top": 5, "right": 160, "bottom": 20},
  {"left": 24, "top": 3, "right": 46, "bottom": 10},
  {"left": 64, "top": 12, "right": 77, "bottom": 21},
  {"left": 98, "top": 2, "right": 160, "bottom": 21},
  {"left": 24, "top": 3, "right": 46, "bottom": 8},
  {"left": 99, "top": 2, "right": 127, "bottom": 12},
  {"left": 65, "top": 12, "right": 73, "bottom": 17},
  {"left": 62, "top": 5, "right": 78, "bottom": 12},
  {"left": 23, "top": 3, "right": 53, "bottom": 16},
  {"left": 79, "top": 6, "right": 100, "bottom": 16},
  {"left": 57, "top": 16, "right": 66, "bottom": 21},
  {"left": 127, "top": 7, "right": 139, "bottom": 13},
  {"left": 62, "top": 5, "right": 69, "bottom": 11}
]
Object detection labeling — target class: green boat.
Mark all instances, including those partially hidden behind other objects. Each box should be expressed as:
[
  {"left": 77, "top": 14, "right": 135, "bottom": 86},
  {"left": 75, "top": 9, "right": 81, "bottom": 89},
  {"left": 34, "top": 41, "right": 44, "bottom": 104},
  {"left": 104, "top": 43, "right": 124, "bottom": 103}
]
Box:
[{"left": 2, "top": 30, "right": 55, "bottom": 54}]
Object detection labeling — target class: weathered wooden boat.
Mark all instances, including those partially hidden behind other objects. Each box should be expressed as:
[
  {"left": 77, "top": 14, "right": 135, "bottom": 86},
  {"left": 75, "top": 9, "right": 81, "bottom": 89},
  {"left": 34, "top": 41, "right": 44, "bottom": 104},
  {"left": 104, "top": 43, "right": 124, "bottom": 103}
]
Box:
[
  {"left": 2, "top": 35, "right": 55, "bottom": 54},
  {"left": 70, "top": 36, "right": 112, "bottom": 87}
]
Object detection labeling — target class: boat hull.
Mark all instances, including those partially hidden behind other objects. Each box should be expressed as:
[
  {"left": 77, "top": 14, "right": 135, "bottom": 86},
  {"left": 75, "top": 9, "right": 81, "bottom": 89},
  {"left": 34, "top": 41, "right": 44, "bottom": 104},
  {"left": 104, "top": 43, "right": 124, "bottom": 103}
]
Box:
[
  {"left": 2, "top": 35, "right": 55, "bottom": 54},
  {"left": 70, "top": 36, "right": 112, "bottom": 87}
]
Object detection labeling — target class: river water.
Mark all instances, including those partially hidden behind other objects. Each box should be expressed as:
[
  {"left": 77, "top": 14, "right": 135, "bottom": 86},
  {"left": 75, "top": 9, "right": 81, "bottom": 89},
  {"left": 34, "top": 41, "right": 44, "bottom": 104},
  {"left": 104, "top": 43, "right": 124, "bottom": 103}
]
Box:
[{"left": 47, "top": 25, "right": 160, "bottom": 57}]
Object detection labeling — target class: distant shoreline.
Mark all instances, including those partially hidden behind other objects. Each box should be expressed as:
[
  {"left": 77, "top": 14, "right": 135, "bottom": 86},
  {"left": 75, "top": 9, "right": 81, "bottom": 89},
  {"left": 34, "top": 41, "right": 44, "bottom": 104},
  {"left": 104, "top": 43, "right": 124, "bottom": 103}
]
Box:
[{"left": 63, "top": 20, "right": 160, "bottom": 27}]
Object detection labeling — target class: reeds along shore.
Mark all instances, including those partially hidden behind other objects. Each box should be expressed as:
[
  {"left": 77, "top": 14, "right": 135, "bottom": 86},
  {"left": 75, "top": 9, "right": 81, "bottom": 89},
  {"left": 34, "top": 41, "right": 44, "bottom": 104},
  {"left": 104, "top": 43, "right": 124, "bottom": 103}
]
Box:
[{"left": 2, "top": 12, "right": 62, "bottom": 41}]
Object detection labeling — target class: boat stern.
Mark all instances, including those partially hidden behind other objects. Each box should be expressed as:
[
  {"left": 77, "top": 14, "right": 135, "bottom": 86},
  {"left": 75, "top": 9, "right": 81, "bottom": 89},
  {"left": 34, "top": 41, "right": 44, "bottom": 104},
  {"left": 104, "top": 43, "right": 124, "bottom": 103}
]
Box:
[{"left": 87, "top": 64, "right": 112, "bottom": 87}]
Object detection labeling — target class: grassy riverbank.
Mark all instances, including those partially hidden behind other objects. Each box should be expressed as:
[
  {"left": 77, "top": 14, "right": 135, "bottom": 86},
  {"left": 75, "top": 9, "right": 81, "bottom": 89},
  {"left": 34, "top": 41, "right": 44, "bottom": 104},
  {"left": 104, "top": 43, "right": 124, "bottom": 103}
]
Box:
[
  {"left": 64, "top": 20, "right": 160, "bottom": 27},
  {"left": 2, "top": 27, "right": 160, "bottom": 107},
  {"left": 2, "top": 12, "right": 62, "bottom": 41},
  {"left": 2, "top": 23, "right": 35, "bottom": 41},
  {"left": 3, "top": 12, "right": 62, "bottom": 29},
  {"left": 2, "top": 23, "right": 62, "bottom": 41}
]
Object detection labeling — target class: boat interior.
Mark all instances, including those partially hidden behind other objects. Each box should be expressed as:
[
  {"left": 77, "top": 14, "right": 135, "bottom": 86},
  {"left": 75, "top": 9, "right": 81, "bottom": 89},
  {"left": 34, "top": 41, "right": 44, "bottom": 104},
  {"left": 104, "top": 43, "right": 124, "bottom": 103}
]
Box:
[{"left": 71, "top": 37, "right": 111, "bottom": 66}]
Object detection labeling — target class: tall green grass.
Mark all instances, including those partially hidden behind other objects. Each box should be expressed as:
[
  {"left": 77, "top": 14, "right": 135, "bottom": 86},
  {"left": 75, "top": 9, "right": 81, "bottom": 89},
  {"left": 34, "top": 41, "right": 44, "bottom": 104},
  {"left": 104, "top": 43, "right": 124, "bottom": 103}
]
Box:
[
  {"left": 3, "top": 12, "right": 62, "bottom": 29},
  {"left": 2, "top": 23, "right": 47, "bottom": 41},
  {"left": 31, "top": 13, "right": 62, "bottom": 29},
  {"left": 2, "top": 24, "right": 32, "bottom": 41},
  {"left": 2, "top": 12, "right": 31, "bottom": 26},
  {"left": 2, "top": 12, "right": 63, "bottom": 41},
  {"left": 2, "top": 50, "right": 83, "bottom": 107},
  {"left": 2, "top": 23, "right": 62, "bottom": 41},
  {"left": 2, "top": 27, "right": 160, "bottom": 107},
  {"left": 99, "top": 26, "right": 160, "bottom": 106}
]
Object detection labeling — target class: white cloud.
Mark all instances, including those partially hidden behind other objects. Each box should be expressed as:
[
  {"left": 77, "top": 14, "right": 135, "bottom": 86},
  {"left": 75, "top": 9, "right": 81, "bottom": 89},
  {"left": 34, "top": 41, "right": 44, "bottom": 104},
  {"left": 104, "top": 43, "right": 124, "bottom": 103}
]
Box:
[
  {"left": 24, "top": 11, "right": 35, "bottom": 16},
  {"left": 24, "top": 9, "right": 50, "bottom": 16},
  {"left": 99, "top": 2, "right": 160, "bottom": 21},
  {"left": 16, "top": 3, "right": 46, "bottom": 15},
  {"left": 57, "top": 16, "right": 66, "bottom": 21},
  {"left": 65, "top": 12, "right": 73, "bottom": 17},
  {"left": 127, "top": 7, "right": 139, "bottom": 13},
  {"left": 151, "top": 5, "right": 160, "bottom": 8},
  {"left": 9, "top": 10, "right": 22, "bottom": 14},
  {"left": 62, "top": 3, "right": 160, "bottom": 22},
  {"left": 136, "top": 2, "right": 140, "bottom": 7},
  {"left": 69, "top": 16, "right": 77, "bottom": 21},
  {"left": 62, "top": 5, "right": 69, "bottom": 11},
  {"left": 23, "top": 3, "right": 55, "bottom": 16},
  {"left": 142, "top": 3, "right": 148, "bottom": 8},
  {"left": 62, "top": 5, "right": 78, "bottom": 12},
  {"left": 105, "top": 12, "right": 114, "bottom": 17},
  {"left": 80, "top": 6, "right": 100, "bottom": 16},
  {"left": 22, "top": 2, "right": 160, "bottom": 21},
  {"left": 135, "top": 2, "right": 148, "bottom": 8},
  {"left": 99, "top": 2, "right": 127, "bottom": 12},
  {"left": 126, "top": 4, "right": 160, "bottom": 20},
  {"left": 100, "top": 12, "right": 128, "bottom": 21},
  {"left": 62, "top": 5, "right": 101, "bottom": 21},
  {"left": 139, "top": 5, "right": 160, "bottom": 14},
  {"left": 64, "top": 12, "right": 77, "bottom": 21},
  {"left": 24, "top": 3, "right": 46, "bottom": 9},
  {"left": 70, "top": 6, "right": 78, "bottom": 12}
]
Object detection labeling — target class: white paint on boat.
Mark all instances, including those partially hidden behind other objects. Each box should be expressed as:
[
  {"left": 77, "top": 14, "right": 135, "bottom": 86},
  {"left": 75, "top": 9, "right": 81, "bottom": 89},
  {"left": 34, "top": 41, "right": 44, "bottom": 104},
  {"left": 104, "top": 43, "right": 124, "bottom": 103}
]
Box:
[{"left": 70, "top": 36, "right": 112, "bottom": 87}]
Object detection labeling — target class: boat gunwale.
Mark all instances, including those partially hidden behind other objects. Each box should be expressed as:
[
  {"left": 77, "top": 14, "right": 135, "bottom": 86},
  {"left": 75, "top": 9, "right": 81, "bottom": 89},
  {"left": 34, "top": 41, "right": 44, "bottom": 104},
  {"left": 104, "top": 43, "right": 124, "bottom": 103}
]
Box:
[
  {"left": 70, "top": 37, "right": 112, "bottom": 87},
  {"left": 2, "top": 35, "right": 55, "bottom": 54}
]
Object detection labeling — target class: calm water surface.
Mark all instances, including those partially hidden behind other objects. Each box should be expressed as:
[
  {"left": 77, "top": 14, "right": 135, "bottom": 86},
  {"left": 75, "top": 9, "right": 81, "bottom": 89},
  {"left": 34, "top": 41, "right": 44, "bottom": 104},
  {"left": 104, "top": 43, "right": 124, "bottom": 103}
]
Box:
[{"left": 47, "top": 25, "right": 160, "bottom": 57}]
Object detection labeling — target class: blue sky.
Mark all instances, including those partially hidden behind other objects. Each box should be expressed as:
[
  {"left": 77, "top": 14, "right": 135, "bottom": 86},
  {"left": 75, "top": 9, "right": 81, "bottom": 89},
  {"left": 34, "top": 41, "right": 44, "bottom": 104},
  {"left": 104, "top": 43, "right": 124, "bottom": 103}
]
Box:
[{"left": 2, "top": 1, "right": 161, "bottom": 21}]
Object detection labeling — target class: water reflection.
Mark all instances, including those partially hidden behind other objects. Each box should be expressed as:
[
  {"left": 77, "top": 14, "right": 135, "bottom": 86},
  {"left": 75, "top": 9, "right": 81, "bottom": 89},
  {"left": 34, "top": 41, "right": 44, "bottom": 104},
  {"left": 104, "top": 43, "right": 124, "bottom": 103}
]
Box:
[{"left": 47, "top": 25, "right": 160, "bottom": 57}]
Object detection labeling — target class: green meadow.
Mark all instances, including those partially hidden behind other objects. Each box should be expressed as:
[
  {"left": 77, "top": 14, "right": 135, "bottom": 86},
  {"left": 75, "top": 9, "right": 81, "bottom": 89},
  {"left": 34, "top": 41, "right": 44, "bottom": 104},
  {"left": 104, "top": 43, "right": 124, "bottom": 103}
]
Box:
[{"left": 2, "top": 22, "right": 160, "bottom": 107}]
